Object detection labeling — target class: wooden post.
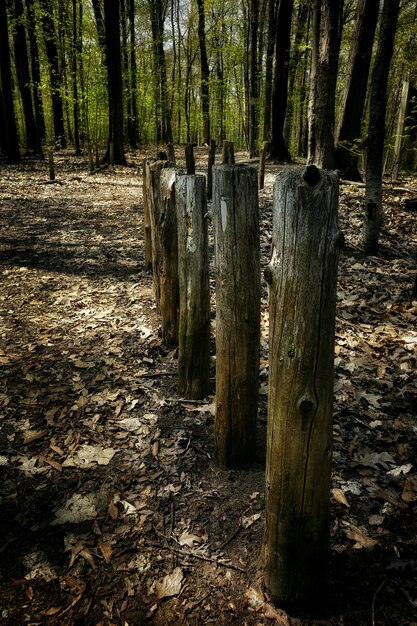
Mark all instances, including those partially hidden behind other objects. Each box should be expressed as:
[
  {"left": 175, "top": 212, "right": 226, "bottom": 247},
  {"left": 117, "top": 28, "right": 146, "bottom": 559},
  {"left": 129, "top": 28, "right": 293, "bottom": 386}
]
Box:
[
  {"left": 212, "top": 164, "right": 260, "bottom": 467},
  {"left": 48, "top": 151, "right": 55, "bottom": 181},
  {"left": 222, "top": 140, "right": 235, "bottom": 165},
  {"left": 167, "top": 143, "right": 176, "bottom": 165},
  {"left": 148, "top": 161, "right": 180, "bottom": 345},
  {"left": 263, "top": 165, "right": 341, "bottom": 604},
  {"left": 207, "top": 139, "right": 216, "bottom": 201},
  {"left": 142, "top": 159, "right": 154, "bottom": 271},
  {"left": 259, "top": 140, "right": 269, "bottom": 190},
  {"left": 157, "top": 150, "right": 168, "bottom": 160},
  {"left": 88, "top": 146, "right": 94, "bottom": 173},
  {"left": 185, "top": 144, "right": 196, "bottom": 175},
  {"left": 176, "top": 173, "right": 210, "bottom": 399}
]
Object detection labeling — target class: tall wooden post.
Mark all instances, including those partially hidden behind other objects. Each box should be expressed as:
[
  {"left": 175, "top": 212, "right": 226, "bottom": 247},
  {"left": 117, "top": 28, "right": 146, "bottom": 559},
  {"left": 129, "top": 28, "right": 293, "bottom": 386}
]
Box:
[
  {"left": 264, "top": 165, "right": 341, "bottom": 604},
  {"left": 148, "top": 162, "right": 180, "bottom": 345},
  {"left": 207, "top": 139, "right": 216, "bottom": 201},
  {"left": 176, "top": 174, "right": 210, "bottom": 399},
  {"left": 142, "top": 159, "right": 154, "bottom": 271},
  {"left": 212, "top": 164, "right": 260, "bottom": 467}
]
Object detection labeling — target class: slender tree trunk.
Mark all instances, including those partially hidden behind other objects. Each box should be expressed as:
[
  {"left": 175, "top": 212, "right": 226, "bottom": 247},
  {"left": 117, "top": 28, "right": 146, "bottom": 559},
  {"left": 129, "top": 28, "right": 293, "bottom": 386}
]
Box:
[
  {"left": 103, "top": 0, "right": 126, "bottom": 164},
  {"left": 0, "top": 0, "right": 20, "bottom": 162},
  {"left": 335, "top": 0, "right": 380, "bottom": 180},
  {"left": 308, "top": 0, "right": 343, "bottom": 169},
  {"left": 129, "top": 0, "right": 138, "bottom": 147},
  {"left": 149, "top": 0, "right": 172, "bottom": 144},
  {"left": 12, "top": 0, "right": 40, "bottom": 154},
  {"left": 39, "top": 0, "right": 66, "bottom": 147},
  {"left": 26, "top": 0, "right": 45, "bottom": 142},
  {"left": 248, "top": 0, "right": 260, "bottom": 157},
  {"left": 120, "top": 0, "right": 132, "bottom": 147},
  {"left": 262, "top": 0, "right": 276, "bottom": 141},
  {"left": 196, "top": 0, "right": 210, "bottom": 145},
  {"left": 72, "top": 0, "right": 81, "bottom": 155},
  {"left": 362, "top": 0, "right": 400, "bottom": 253},
  {"left": 269, "top": 0, "right": 293, "bottom": 161}
]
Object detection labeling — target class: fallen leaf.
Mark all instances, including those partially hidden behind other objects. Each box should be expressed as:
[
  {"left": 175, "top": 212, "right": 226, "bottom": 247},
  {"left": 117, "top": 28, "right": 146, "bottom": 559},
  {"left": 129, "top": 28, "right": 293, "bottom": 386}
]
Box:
[
  {"left": 344, "top": 524, "right": 378, "bottom": 549},
  {"left": 42, "top": 606, "right": 62, "bottom": 616},
  {"left": 245, "top": 587, "right": 265, "bottom": 609},
  {"left": 52, "top": 493, "right": 98, "bottom": 525},
  {"left": 155, "top": 567, "right": 184, "bottom": 599},
  {"left": 263, "top": 603, "right": 290, "bottom": 624},
  {"left": 331, "top": 488, "right": 350, "bottom": 507},
  {"left": 98, "top": 539, "right": 113, "bottom": 564},
  {"left": 23, "top": 430, "right": 46, "bottom": 444},
  {"left": 178, "top": 530, "right": 204, "bottom": 547},
  {"left": 353, "top": 451, "right": 395, "bottom": 470},
  {"left": 62, "top": 445, "right": 118, "bottom": 468},
  {"left": 402, "top": 475, "right": 417, "bottom": 503}
]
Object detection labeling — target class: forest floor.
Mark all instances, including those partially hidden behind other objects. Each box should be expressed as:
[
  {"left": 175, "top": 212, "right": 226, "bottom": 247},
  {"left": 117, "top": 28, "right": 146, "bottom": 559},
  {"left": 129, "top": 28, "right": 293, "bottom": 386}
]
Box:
[{"left": 0, "top": 147, "right": 416, "bottom": 626}]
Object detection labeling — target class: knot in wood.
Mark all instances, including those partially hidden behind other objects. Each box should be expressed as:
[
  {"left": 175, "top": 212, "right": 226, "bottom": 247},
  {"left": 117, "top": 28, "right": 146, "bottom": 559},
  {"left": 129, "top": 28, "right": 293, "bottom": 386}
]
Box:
[
  {"left": 297, "top": 397, "right": 316, "bottom": 422},
  {"left": 302, "top": 164, "right": 321, "bottom": 188}
]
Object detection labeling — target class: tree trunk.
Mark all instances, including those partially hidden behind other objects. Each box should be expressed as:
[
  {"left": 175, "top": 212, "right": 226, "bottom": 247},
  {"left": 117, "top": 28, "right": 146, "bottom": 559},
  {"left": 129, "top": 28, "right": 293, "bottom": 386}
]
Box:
[
  {"left": 12, "top": 0, "right": 40, "bottom": 154},
  {"left": 176, "top": 174, "right": 210, "bottom": 399},
  {"left": 39, "top": 0, "right": 66, "bottom": 148},
  {"left": 149, "top": 0, "right": 172, "bottom": 145},
  {"left": 72, "top": 0, "right": 81, "bottom": 155},
  {"left": 335, "top": 0, "right": 380, "bottom": 180},
  {"left": 196, "top": 0, "right": 210, "bottom": 145},
  {"left": 269, "top": 0, "right": 293, "bottom": 162},
  {"left": 262, "top": 0, "right": 277, "bottom": 141},
  {"left": 26, "top": 0, "right": 45, "bottom": 142},
  {"left": 143, "top": 159, "right": 155, "bottom": 271},
  {"left": 103, "top": 0, "right": 126, "bottom": 165},
  {"left": 264, "top": 165, "right": 341, "bottom": 603},
  {"left": 362, "top": 0, "right": 400, "bottom": 253},
  {"left": 248, "top": 0, "right": 260, "bottom": 157},
  {"left": 391, "top": 80, "right": 409, "bottom": 179},
  {"left": 0, "top": 0, "right": 20, "bottom": 163},
  {"left": 129, "top": 0, "right": 138, "bottom": 147},
  {"left": 212, "top": 164, "right": 260, "bottom": 468},
  {"left": 308, "top": 0, "right": 343, "bottom": 169}
]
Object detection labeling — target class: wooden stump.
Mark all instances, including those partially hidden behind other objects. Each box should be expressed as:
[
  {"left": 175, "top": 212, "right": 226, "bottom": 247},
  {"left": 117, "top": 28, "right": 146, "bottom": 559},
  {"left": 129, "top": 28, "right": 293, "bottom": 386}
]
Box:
[
  {"left": 263, "top": 165, "right": 341, "bottom": 604},
  {"left": 212, "top": 164, "right": 260, "bottom": 467},
  {"left": 148, "top": 162, "right": 180, "bottom": 345},
  {"left": 142, "top": 159, "right": 154, "bottom": 271},
  {"left": 176, "top": 174, "right": 210, "bottom": 399}
]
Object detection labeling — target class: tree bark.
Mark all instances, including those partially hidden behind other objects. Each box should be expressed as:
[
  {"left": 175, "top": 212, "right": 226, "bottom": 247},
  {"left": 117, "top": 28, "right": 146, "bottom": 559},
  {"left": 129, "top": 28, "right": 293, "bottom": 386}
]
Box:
[
  {"left": 143, "top": 159, "right": 155, "bottom": 271},
  {"left": 335, "top": 0, "right": 380, "bottom": 180},
  {"left": 362, "top": 0, "right": 400, "bottom": 253},
  {"left": 0, "top": 0, "right": 20, "bottom": 163},
  {"left": 307, "top": 0, "right": 343, "bottom": 169},
  {"left": 103, "top": 0, "right": 126, "bottom": 164},
  {"left": 212, "top": 164, "right": 260, "bottom": 467},
  {"left": 26, "top": 0, "right": 45, "bottom": 142},
  {"left": 262, "top": 0, "right": 276, "bottom": 141},
  {"left": 264, "top": 165, "right": 341, "bottom": 603},
  {"left": 196, "top": 0, "right": 210, "bottom": 145},
  {"left": 39, "top": 0, "right": 66, "bottom": 148},
  {"left": 176, "top": 174, "right": 210, "bottom": 399},
  {"left": 149, "top": 0, "right": 172, "bottom": 144},
  {"left": 248, "top": 0, "right": 260, "bottom": 157},
  {"left": 269, "top": 0, "right": 293, "bottom": 162}
]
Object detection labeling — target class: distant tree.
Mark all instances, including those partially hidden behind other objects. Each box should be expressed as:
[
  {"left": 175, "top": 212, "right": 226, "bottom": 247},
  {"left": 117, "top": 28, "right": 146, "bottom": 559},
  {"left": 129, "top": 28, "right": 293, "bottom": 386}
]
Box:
[
  {"left": 335, "top": 0, "right": 380, "bottom": 180},
  {"left": 247, "top": 0, "right": 260, "bottom": 157},
  {"left": 72, "top": 0, "right": 82, "bottom": 155},
  {"left": 0, "top": 0, "right": 20, "bottom": 163},
  {"left": 262, "top": 0, "right": 277, "bottom": 142},
  {"left": 38, "top": 0, "right": 67, "bottom": 148},
  {"left": 196, "top": 0, "right": 210, "bottom": 145},
  {"left": 308, "top": 0, "right": 343, "bottom": 169},
  {"left": 362, "top": 0, "right": 400, "bottom": 253},
  {"left": 103, "top": 0, "right": 126, "bottom": 164},
  {"left": 148, "top": 0, "right": 172, "bottom": 144},
  {"left": 26, "top": 0, "right": 45, "bottom": 142},
  {"left": 269, "top": 0, "right": 293, "bottom": 161},
  {"left": 12, "top": 0, "right": 42, "bottom": 155}
]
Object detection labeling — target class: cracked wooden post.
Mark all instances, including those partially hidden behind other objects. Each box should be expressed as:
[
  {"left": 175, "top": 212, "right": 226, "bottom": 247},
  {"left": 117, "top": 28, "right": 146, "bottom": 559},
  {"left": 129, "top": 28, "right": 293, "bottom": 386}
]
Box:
[
  {"left": 142, "top": 158, "right": 154, "bottom": 271},
  {"left": 148, "top": 161, "right": 179, "bottom": 345},
  {"left": 212, "top": 164, "right": 260, "bottom": 467},
  {"left": 263, "top": 165, "right": 342, "bottom": 604},
  {"left": 176, "top": 173, "right": 210, "bottom": 399}
]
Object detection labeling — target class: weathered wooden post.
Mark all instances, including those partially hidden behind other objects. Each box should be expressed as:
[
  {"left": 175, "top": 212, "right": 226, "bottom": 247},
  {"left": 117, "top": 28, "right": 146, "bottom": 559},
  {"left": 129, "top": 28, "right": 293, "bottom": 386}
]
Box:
[
  {"left": 263, "top": 165, "right": 342, "bottom": 604},
  {"left": 259, "top": 141, "right": 269, "bottom": 190},
  {"left": 148, "top": 161, "right": 180, "bottom": 345},
  {"left": 167, "top": 143, "right": 176, "bottom": 165},
  {"left": 212, "top": 163, "right": 260, "bottom": 467},
  {"left": 207, "top": 139, "right": 216, "bottom": 201},
  {"left": 176, "top": 173, "right": 210, "bottom": 398},
  {"left": 142, "top": 159, "right": 154, "bottom": 270}
]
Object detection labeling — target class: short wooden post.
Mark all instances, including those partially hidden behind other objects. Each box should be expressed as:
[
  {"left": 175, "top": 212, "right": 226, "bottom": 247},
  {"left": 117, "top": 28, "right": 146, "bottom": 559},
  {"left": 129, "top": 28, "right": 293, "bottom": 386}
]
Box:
[
  {"left": 148, "top": 161, "right": 179, "bottom": 345},
  {"left": 185, "top": 144, "right": 196, "bottom": 175},
  {"left": 207, "top": 139, "right": 216, "bottom": 201},
  {"left": 48, "top": 151, "right": 55, "bottom": 181},
  {"left": 222, "top": 140, "right": 235, "bottom": 165},
  {"left": 167, "top": 143, "right": 176, "bottom": 165},
  {"left": 259, "top": 140, "right": 269, "bottom": 190},
  {"left": 142, "top": 159, "right": 154, "bottom": 271},
  {"left": 212, "top": 164, "right": 260, "bottom": 467},
  {"left": 263, "top": 165, "right": 341, "bottom": 604},
  {"left": 176, "top": 173, "right": 210, "bottom": 399},
  {"left": 88, "top": 146, "right": 95, "bottom": 173}
]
